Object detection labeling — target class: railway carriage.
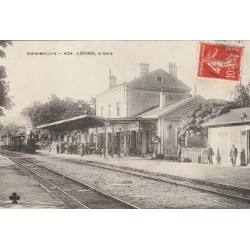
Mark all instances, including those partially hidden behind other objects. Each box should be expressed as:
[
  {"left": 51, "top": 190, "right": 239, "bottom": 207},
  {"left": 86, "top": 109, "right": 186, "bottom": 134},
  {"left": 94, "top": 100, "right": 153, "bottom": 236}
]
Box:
[{"left": 0, "top": 134, "right": 37, "bottom": 153}]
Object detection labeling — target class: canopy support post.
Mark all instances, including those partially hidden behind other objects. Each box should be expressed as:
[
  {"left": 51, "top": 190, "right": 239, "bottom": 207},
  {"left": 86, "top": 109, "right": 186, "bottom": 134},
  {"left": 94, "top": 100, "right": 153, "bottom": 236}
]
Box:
[{"left": 105, "top": 122, "right": 109, "bottom": 158}]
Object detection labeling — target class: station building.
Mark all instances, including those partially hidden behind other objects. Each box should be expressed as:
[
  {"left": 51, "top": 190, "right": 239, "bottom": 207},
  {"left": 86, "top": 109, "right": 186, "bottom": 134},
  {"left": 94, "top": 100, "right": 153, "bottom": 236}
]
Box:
[{"left": 38, "top": 63, "right": 206, "bottom": 156}]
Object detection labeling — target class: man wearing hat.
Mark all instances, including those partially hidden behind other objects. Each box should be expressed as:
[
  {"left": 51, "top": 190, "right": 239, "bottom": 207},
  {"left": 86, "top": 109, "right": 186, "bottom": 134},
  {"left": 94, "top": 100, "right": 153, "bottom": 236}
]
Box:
[
  {"left": 207, "top": 144, "right": 214, "bottom": 165},
  {"left": 230, "top": 145, "right": 238, "bottom": 166}
]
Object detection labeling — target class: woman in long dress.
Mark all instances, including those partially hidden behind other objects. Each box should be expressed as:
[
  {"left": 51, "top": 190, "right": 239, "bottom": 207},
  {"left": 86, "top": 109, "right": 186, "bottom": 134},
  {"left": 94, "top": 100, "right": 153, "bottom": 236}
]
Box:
[
  {"left": 216, "top": 148, "right": 221, "bottom": 165},
  {"left": 240, "top": 149, "right": 247, "bottom": 166}
]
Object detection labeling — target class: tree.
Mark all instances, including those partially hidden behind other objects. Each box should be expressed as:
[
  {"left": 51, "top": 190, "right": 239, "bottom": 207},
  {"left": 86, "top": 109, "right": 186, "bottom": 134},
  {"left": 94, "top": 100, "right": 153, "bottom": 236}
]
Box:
[
  {"left": 89, "top": 97, "right": 96, "bottom": 115},
  {"left": 178, "top": 84, "right": 250, "bottom": 140},
  {"left": 22, "top": 94, "right": 95, "bottom": 127},
  {"left": 178, "top": 102, "right": 219, "bottom": 139},
  {"left": 233, "top": 84, "right": 250, "bottom": 107},
  {"left": 0, "top": 41, "right": 14, "bottom": 116},
  {"left": 0, "top": 123, "right": 26, "bottom": 137}
]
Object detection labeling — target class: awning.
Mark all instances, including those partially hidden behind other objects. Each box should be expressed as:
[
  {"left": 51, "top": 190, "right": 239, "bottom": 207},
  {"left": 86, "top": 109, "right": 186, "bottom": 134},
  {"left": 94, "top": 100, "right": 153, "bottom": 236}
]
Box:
[
  {"left": 36, "top": 115, "right": 157, "bottom": 131},
  {"left": 36, "top": 115, "right": 107, "bottom": 131}
]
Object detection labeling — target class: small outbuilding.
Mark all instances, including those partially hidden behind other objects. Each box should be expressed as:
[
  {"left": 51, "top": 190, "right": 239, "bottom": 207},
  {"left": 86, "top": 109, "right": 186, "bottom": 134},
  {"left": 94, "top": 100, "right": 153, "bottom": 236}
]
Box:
[{"left": 204, "top": 107, "right": 250, "bottom": 165}]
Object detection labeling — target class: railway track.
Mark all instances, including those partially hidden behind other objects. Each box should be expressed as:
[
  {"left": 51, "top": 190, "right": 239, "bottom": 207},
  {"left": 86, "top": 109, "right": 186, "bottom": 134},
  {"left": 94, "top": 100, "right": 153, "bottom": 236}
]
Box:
[
  {"left": 2, "top": 149, "right": 250, "bottom": 207},
  {"left": 40, "top": 153, "right": 250, "bottom": 205},
  {"left": 2, "top": 151, "right": 139, "bottom": 209}
]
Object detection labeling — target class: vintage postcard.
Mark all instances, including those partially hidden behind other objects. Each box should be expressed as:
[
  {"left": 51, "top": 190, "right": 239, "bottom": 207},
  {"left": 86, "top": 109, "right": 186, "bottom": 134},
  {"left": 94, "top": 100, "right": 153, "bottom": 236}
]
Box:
[{"left": 1, "top": 40, "right": 250, "bottom": 209}]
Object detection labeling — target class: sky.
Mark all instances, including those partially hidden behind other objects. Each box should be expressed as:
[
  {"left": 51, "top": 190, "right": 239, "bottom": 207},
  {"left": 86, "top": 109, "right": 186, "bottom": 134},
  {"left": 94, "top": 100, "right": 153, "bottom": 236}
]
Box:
[{"left": 1, "top": 40, "right": 250, "bottom": 126}]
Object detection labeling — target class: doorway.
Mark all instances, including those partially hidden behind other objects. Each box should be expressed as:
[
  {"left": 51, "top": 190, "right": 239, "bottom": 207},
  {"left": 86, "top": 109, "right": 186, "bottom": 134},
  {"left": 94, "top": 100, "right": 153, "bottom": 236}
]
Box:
[
  {"left": 115, "top": 132, "right": 121, "bottom": 154},
  {"left": 130, "top": 130, "right": 136, "bottom": 155},
  {"left": 217, "top": 131, "right": 229, "bottom": 164}
]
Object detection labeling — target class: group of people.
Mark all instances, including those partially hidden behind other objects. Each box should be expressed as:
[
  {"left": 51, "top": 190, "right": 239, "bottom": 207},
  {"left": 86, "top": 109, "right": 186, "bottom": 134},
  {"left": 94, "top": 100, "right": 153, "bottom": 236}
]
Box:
[
  {"left": 207, "top": 144, "right": 247, "bottom": 166},
  {"left": 56, "top": 142, "right": 92, "bottom": 156},
  {"left": 54, "top": 140, "right": 247, "bottom": 166},
  {"left": 55, "top": 142, "right": 120, "bottom": 158}
]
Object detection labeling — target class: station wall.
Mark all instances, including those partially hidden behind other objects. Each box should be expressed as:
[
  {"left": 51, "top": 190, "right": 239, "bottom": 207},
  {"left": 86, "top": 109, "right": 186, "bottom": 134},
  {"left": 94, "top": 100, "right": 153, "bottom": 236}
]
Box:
[{"left": 96, "top": 85, "right": 126, "bottom": 118}]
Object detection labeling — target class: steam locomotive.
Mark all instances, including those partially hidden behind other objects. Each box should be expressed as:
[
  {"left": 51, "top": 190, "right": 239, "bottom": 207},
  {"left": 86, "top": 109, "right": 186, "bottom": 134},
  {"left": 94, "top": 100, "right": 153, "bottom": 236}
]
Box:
[{"left": 0, "top": 132, "right": 38, "bottom": 153}]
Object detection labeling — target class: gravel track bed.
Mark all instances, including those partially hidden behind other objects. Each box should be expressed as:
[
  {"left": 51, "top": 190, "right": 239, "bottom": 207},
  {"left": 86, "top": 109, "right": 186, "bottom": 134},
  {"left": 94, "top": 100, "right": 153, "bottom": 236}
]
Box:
[{"left": 20, "top": 153, "right": 250, "bottom": 209}]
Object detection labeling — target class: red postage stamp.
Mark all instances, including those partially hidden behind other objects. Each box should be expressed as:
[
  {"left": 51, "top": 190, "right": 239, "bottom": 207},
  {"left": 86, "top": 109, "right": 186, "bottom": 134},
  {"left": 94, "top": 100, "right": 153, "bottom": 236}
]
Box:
[{"left": 198, "top": 42, "right": 243, "bottom": 81}]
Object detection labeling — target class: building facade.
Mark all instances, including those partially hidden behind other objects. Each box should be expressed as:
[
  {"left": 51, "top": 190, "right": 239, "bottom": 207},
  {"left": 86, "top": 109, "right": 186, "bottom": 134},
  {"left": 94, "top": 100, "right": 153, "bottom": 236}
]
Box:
[
  {"left": 38, "top": 63, "right": 206, "bottom": 157},
  {"left": 96, "top": 63, "right": 191, "bottom": 118}
]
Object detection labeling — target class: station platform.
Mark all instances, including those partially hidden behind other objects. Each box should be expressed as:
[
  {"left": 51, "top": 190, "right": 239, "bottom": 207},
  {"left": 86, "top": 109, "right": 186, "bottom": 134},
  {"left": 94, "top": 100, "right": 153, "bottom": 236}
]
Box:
[
  {"left": 37, "top": 150, "right": 250, "bottom": 190},
  {"left": 0, "top": 154, "right": 63, "bottom": 209}
]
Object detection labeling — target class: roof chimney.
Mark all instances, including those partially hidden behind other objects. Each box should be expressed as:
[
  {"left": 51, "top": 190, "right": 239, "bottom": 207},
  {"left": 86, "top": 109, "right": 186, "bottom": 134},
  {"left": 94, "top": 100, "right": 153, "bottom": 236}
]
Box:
[
  {"left": 169, "top": 62, "right": 177, "bottom": 78},
  {"left": 109, "top": 69, "right": 117, "bottom": 89},
  {"left": 159, "top": 89, "right": 166, "bottom": 109},
  {"left": 139, "top": 63, "right": 149, "bottom": 77}
]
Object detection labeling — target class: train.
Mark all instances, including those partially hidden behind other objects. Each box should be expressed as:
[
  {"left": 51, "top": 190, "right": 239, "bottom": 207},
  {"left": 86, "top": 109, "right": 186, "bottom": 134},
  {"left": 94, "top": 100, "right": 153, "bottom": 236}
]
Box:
[{"left": 0, "top": 133, "right": 38, "bottom": 153}]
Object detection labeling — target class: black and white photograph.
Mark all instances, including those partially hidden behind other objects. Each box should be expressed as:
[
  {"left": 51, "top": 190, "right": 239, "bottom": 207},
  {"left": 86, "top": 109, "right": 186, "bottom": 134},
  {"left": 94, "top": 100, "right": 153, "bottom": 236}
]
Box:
[
  {"left": 2, "top": 1, "right": 250, "bottom": 250},
  {"left": 1, "top": 40, "right": 250, "bottom": 209}
]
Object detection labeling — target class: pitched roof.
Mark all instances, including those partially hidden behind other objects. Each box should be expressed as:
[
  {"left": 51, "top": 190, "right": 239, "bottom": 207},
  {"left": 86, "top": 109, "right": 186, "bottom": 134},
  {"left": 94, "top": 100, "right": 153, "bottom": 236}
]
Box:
[
  {"left": 127, "top": 68, "right": 191, "bottom": 91},
  {"left": 97, "top": 68, "right": 192, "bottom": 97},
  {"left": 137, "top": 95, "right": 206, "bottom": 119},
  {"left": 204, "top": 107, "right": 250, "bottom": 127}
]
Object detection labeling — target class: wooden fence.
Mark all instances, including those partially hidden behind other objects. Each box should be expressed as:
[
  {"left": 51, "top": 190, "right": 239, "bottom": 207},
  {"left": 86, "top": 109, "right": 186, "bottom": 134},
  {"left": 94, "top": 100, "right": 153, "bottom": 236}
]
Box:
[{"left": 181, "top": 147, "right": 208, "bottom": 164}]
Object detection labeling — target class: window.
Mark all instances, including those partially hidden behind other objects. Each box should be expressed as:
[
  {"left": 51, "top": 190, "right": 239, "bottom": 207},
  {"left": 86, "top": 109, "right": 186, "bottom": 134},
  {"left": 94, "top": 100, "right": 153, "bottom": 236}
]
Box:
[
  {"left": 241, "top": 131, "right": 247, "bottom": 136},
  {"left": 116, "top": 103, "right": 120, "bottom": 116},
  {"left": 108, "top": 105, "right": 111, "bottom": 117},
  {"left": 156, "top": 75, "right": 163, "bottom": 83},
  {"left": 101, "top": 107, "right": 103, "bottom": 117}
]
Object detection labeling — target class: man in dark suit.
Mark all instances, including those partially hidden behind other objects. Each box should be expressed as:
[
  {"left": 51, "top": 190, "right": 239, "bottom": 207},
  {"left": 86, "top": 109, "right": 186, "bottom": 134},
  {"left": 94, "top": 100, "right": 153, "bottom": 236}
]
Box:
[
  {"left": 230, "top": 145, "right": 238, "bottom": 166},
  {"left": 207, "top": 145, "right": 214, "bottom": 165}
]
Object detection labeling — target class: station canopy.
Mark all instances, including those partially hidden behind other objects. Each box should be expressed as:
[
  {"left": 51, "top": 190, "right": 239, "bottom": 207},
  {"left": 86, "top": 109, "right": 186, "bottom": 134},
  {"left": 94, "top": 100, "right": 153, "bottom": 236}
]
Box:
[
  {"left": 36, "top": 115, "right": 107, "bottom": 131},
  {"left": 36, "top": 115, "right": 156, "bottom": 131}
]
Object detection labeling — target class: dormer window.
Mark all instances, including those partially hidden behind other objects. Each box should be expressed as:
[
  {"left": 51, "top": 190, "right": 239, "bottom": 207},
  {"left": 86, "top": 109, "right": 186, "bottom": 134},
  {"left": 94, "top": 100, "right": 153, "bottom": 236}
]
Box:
[{"left": 156, "top": 75, "right": 163, "bottom": 83}]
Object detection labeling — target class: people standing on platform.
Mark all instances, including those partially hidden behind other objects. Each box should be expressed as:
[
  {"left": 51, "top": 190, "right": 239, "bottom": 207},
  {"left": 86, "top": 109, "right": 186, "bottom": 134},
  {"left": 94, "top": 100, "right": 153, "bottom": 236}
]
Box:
[
  {"left": 216, "top": 148, "right": 221, "bottom": 165},
  {"left": 64, "top": 143, "right": 68, "bottom": 154},
  {"left": 117, "top": 147, "right": 121, "bottom": 158},
  {"left": 240, "top": 149, "right": 247, "bottom": 166},
  {"left": 56, "top": 143, "right": 60, "bottom": 154},
  {"left": 99, "top": 145, "right": 103, "bottom": 157},
  {"left": 80, "top": 143, "right": 85, "bottom": 157},
  {"left": 59, "top": 142, "right": 63, "bottom": 154},
  {"left": 110, "top": 144, "right": 115, "bottom": 158},
  {"left": 59, "top": 142, "right": 65, "bottom": 154},
  {"left": 230, "top": 145, "right": 238, "bottom": 166},
  {"left": 108, "top": 145, "right": 112, "bottom": 156},
  {"left": 207, "top": 145, "right": 214, "bottom": 165},
  {"left": 152, "top": 150, "right": 157, "bottom": 159},
  {"left": 85, "top": 142, "right": 89, "bottom": 155},
  {"left": 177, "top": 144, "right": 182, "bottom": 162},
  {"left": 103, "top": 146, "right": 107, "bottom": 159}
]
